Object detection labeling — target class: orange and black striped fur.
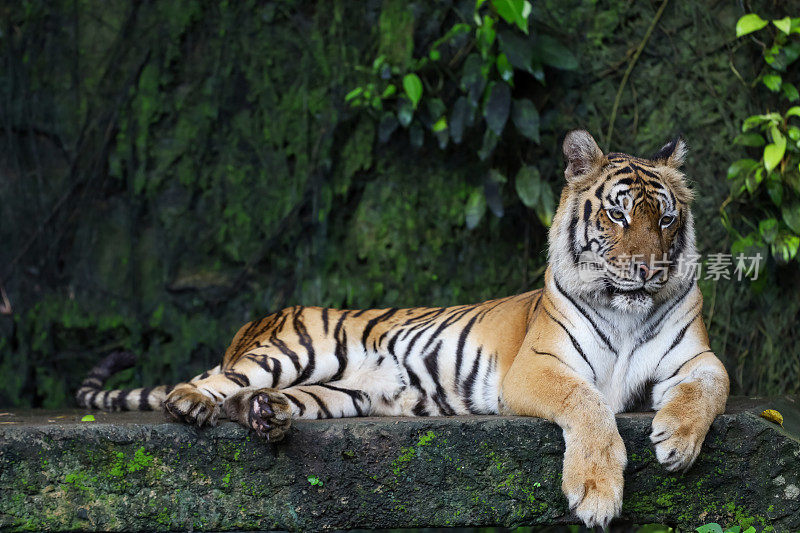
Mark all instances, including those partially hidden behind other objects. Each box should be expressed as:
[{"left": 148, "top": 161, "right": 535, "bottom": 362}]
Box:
[{"left": 77, "top": 131, "right": 729, "bottom": 528}]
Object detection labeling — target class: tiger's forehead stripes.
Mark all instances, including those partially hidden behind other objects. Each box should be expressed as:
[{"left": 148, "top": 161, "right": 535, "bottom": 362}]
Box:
[{"left": 591, "top": 158, "right": 678, "bottom": 215}]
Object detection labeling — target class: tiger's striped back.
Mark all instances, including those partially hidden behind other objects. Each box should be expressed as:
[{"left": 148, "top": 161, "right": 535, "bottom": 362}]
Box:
[{"left": 77, "top": 293, "right": 540, "bottom": 417}]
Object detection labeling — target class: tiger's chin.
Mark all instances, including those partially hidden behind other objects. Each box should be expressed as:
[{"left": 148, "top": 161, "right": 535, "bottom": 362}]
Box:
[{"left": 608, "top": 288, "right": 654, "bottom": 313}]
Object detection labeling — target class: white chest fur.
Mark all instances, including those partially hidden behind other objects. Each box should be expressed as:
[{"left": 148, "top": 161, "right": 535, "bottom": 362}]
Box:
[{"left": 546, "top": 275, "right": 701, "bottom": 413}]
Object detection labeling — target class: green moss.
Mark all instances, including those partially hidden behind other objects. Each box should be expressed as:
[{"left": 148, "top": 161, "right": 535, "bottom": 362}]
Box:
[
  {"left": 416, "top": 430, "right": 436, "bottom": 447},
  {"left": 391, "top": 430, "right": 438, "bottom": 475},
  {"left": 63, "top": 471, "right": 93, "bottom": 492},
  {"left": 128, "top": 447, "right": 156, "bottom": 473}
]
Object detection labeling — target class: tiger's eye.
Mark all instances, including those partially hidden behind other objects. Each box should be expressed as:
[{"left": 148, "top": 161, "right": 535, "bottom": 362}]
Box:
[
  {"left": 660, "top": 215, "right": 675, "bottom": 227},
  {"left": 608, "top": 209, "right": 625, "bottom": 222}
]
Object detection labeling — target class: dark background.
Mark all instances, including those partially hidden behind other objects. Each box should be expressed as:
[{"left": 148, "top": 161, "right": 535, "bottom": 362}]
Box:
[{"left": 1, "top": 0, "right": 798, "bottom": 408}]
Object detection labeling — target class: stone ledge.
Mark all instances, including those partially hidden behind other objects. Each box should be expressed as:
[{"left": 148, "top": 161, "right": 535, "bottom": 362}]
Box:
[{"left": 0, "top": 396, "right": 798, "bottom": 532}]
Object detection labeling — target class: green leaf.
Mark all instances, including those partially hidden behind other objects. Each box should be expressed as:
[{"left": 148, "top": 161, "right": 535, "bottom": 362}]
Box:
[
  {"left": 465, "top": 188, "right": 487, "bottom": 229},
  {"left": 515, "top": 165, "right": 541, "bottom": 207},
  {"left": 772, "top": 231, "right": 800, "bottom": 264},
  {"left": 533, "top": 34, "right": 578, "bottom": 70},
  {"left": 371, "top": 55, "right": 386, "bottom": 72},
  {"left": 485, "top": 168, "right": 506, "bottom": 185},
  {"left": 733, "top": 133, "right": 765, "bottom": 147},
  {"left": 531, "top": 61, "right": 545, "bottom": 84},
  {"left": 736, "top": 14, "right": 768, "bottom": 37},
  {"left": 730, "top": 233, "right": 756, "bottom": 257},
  {"left": 484, "top": 174, "right": 505, "bottom": 217},
  {"left": 478, "top": 128, "right": 499, "bottom": 160},
  {"left": 759, "top": 218, "right": 779, "bottom": 243},
  {"left": 727, "top": 159, "right": 758, "bottom": 180},
  {"left": 782, "top": 82, "right": 799, "bottom": 102},
  {"left": 402, "top": 73, "right": 423, "bottom": 109},
  {"left": 696, "top": 524, "right": 724, "bottom": 533},
  {"left": 535, "top": 182, "right": 555, "bottom": 226},
  {"left": 729, "top": 175, "right": 746, "bottom": 198},
  {"left": 425, "top": 98, "right": 446, "bottom": 127},
  {"left": 496, "top": 53, "right": 514, "bottom": 83},
  {"left": 432, "top": 116, "right": 447, "bottom": 133},
  {"left": 745, "top": 167, "right": 763, "bottom": 193},
  {"left": 450, "top": 97, "right": 472, "bottom": 144},
  {"left": 476, "top": 15, "right": 496, "bottom": 57},
  {"left": 498, "top": 30, "right": 534, "bottom": 74},
  {"left": 774, "top": 16, "right": 792, "bottom": 34},
  {"left": 81, "top": 414, "right": 96, "bottom": 422},
  {"left": 782, "top": 201, "right": 800, "bottom": 234},
  {"left": 434, "top": 127, "right": 449, "bottom": 149},
  {"left": 762, "top": 73, "right": 782, "bottom": 92},
  {"left": 381, "top": 84, "right": 397, "bottom": 99},
  {"left": 378, "top": 112, "right": 399, "bottom": 143},
  {"left": 767, "top": 172, "right": 783, "bottom": 206},
  {"left": 787, "top": 106, "right": 800, "bottom": 119},
  {"left": 763, "top": 128, "right": 787, "bottom": 172},
  {"left": 512, "top": 98, "right": 540, "bottom": 143},
  {"left": 483, "top": 82, "right": 511, "bottom": 136},
  {"left": 778, "top": 41, "right": 800, "bottom": 69},
  {"left": 461, "top": 54, "right": 488, "bottom": 108},
  {"left": 742, "top": 113, "right": 779, "bottom": 131},
  {"left": 345, "top": 87, "right": 363, "bottom": 103},
  {"left": 491, "top": 0, "right": 531, "bottom": 33},
  {"left": 397, "top": 98, "right": 414, "bottom": 127},
  {"left": 409, "top": 122, "right": 424, "bottom": 148}
]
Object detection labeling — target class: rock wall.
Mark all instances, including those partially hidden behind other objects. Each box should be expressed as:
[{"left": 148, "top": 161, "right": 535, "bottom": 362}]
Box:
[{"left": 1, "top": 397, "right": 798, "bottom": 531}]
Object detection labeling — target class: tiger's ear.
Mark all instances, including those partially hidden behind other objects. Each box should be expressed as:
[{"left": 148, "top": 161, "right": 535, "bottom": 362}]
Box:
[
  {"left": 651, "top": 137, "right": 687, "bottom": 168},
  {"left": 562, "top": 130, "right": 605, "bottom": 183}
]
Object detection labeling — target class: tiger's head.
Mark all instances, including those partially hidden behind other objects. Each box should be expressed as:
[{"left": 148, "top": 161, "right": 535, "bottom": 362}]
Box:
[{"left": 549, "top": 130, "right": 696, "bottom": 313}]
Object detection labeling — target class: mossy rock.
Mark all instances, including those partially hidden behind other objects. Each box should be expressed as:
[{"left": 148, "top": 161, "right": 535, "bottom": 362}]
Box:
[{"left": 0, "top": 396, "right": 798, "bottom": 531}]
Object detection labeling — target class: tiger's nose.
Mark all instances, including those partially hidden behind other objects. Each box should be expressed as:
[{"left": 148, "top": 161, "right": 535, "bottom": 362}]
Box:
[
  {"left": 637, "top": 263, "right": 662, "bottom": 281},
  {"left": 638, "top": 263, "right": 652, "bottom": 281}
]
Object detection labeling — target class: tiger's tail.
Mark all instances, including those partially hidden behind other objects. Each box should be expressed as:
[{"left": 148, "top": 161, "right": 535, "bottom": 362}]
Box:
[{"left": 75, "top": 351, "right": 174, "bottom": 411}]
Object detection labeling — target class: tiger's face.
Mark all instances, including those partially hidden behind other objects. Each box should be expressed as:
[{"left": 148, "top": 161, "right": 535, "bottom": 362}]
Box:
[{"left": 549, "top": 130, "right": 696, "bottom": 313}]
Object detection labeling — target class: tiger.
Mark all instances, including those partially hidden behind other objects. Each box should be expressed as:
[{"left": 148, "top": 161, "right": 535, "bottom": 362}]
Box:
[{"left": 77, "top": 130, "right": 729, "bottom": 528}]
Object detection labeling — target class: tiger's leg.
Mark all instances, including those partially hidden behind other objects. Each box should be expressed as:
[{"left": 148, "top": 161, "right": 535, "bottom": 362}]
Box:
[
  {"left": 222, "top": 380, "right": 376, "bottom": 441},
  {"left": 164, "top": 323, "right": 369, "bottom": 427},
  {"left": 161, "top": 365, "right": 226, "bottom": 427},
  {"left": 164, "top": 306, "right": 390, "bottom": 428},
  {"left": 502, "top": 351, "right": 625, "bottom": 529},
  {"left": 650, "top": 350, "right": 729, "bottom": 471},
  {"left": 166, "top": 341, "right": 352, "bottom": 424}
]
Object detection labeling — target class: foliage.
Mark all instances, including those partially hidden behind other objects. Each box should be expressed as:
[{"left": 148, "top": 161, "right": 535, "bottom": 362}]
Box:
[
  {"left": 724, "top": 12, "right": 800, "bottom": 278},
  {"left": 345, "top": 0, "right": 576, "bottom": 229},
  {"left": 696, "top": 524, "right": 756, "bottom": 533}
]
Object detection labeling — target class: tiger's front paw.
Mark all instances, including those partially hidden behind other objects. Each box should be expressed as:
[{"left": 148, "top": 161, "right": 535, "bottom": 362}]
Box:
[
  {"left": 164, "top": 385, "right": 220, "bottom": 427},
  {"left": 223, "top": 388, "right": 292, "bottom": 442},
  {"left": 561, "top": 429, "right": 626, "bottom": 529},
  {"left": 650, "top": 409, "right": 709, "bottom": 472}
]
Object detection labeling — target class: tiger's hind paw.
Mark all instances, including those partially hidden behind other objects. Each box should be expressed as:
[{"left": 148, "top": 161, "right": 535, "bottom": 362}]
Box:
[
  {"left": 164, "top": 386, "right": 220, "bottom": 428},
  {"left": 224, "top": 388, "right": 292, "bottom": 442}
]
